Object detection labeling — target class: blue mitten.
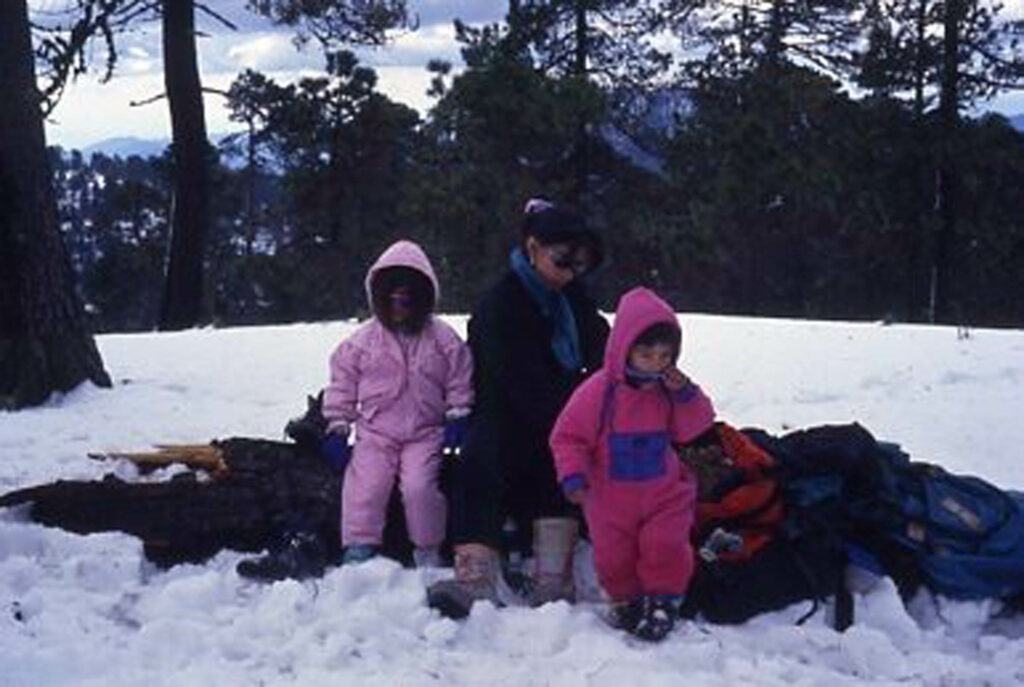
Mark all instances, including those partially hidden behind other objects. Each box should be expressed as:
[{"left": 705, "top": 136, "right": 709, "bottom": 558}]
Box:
[
  {"left": 321, "top": 432, "right": 352, "bottom": 473},
  {"left": 441, "top": 416, "right": 469, "bottom": 457}
]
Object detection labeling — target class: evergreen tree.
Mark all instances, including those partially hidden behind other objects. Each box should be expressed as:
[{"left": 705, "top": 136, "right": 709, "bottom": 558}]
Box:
[{"left": 0, "top": 0, "right": 111, "bottom": 409}]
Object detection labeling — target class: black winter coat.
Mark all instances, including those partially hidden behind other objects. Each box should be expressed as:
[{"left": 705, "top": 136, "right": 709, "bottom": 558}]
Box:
[{"left": 449, "top": 271, "right": 609, "bottom": 551}]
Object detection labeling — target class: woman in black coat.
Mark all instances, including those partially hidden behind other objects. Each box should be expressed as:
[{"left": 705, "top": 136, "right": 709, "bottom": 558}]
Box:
[{"left": 429, "top": 199, "right": 609, "bottom": 618}]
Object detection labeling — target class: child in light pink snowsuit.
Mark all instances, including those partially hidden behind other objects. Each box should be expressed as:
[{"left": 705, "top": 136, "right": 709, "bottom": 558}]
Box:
[
  {"left": 550, "top": 286, "right": 714, "bottom": 640},
  {"left": 323, "top": 240, "right": 473, "bottom": 566}
]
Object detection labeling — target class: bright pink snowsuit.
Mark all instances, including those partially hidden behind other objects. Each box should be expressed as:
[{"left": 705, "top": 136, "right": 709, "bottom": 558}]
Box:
[
  {"left": 323, "top": 240, "right": 474, "bottom": 548},
  {"left": 550, "top": 287, "right": 715, "bottom": 601}
]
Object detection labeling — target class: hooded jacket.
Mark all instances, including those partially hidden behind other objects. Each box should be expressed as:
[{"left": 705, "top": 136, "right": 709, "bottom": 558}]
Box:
[
  {"left": 550, "top": 287, "right": 715, "bottom": 493},
  {"left": 322, "top": 240, "right": 474, "bottom": 439}
]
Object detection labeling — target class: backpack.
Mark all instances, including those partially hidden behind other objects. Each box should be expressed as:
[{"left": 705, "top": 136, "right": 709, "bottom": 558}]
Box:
[
  {"left": 751, "top": 423, "right": 1024, "bottom": 603},
  {"left": 680, "top": 423, "right": 848, "bottom": 626},
  {"left": 684, "top": 423, "right": 784, "bottom": 562},
  {"left": 863, "top": 448, "right": 1024, "bottom": 600}
]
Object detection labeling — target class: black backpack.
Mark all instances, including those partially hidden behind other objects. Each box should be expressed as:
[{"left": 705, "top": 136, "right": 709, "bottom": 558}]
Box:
[{"left": 680, "top": 425, "right": 850, "bottom": 628}]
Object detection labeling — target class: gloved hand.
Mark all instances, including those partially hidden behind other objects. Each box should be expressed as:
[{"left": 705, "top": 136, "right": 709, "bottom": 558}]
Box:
[
  {"left": 321, "top": 432, "right": 352, "bottom": 473},
  {"left": 441, "top": 415, "right": 469, "bottom": 457},
  {"left": 560, "top": 474, "right": 588, "bottom": 505}
]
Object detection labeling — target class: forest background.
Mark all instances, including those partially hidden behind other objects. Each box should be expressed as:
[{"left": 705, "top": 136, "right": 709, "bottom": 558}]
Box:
[{"left": 19, "top": 0, "right": 1024, "bottom": 337}]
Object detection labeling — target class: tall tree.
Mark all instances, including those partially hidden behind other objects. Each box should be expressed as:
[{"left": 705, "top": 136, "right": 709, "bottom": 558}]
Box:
[
  {"left": 0, "top": 0, "right": 111, "bottom": 409},
  {"left": 856, "top": 0, "right": 1024, "bottom": 321},
  {"left": 158, "top": 0, "right": 212, "bottom": 330},
  {"left": 499, "top": 0, "right": 673, "bottom": 201},
  {"left": 34, "top": 0, "right": 411, "bottom": 331}
]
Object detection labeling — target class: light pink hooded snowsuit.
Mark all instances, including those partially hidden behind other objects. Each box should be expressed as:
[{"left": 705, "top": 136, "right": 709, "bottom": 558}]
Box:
[
  {"left": 324, "top": 240, "right": 474, "bottom": 549},
  {"left": 550, "top": 287, "right": 715, "bottom": 601}
]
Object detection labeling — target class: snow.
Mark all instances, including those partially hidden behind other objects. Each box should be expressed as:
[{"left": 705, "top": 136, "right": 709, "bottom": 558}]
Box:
[{"left": 3, "top": 314, "right": 1024, "bottom": 685}]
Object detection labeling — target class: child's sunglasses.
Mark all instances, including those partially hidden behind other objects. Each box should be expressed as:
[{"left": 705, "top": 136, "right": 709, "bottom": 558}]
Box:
[{"left": 389, "top": 292, "right": 414, "bottom": 308}]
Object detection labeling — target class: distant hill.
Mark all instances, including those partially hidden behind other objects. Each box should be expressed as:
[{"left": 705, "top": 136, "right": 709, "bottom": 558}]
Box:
[
  {"left": 1011, "top": 114, "right": 1024, "bottom": 132},
  {"left": 77, "top": 134, "right": 247, "bottom": 166},
  {"left": 81, "top": 136, "right": 169, "bottom": 160}
]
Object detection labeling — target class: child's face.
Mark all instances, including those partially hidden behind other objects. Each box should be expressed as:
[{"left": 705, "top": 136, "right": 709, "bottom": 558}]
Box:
[
  {"left": 627, "top": 342, "right": 675, "bottom": 378},
  {"left": 388, "top": 285, "right": 413, "bottom": 324}
]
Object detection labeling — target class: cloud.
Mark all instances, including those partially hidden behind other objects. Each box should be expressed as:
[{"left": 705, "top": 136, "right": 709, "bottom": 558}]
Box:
[
  {"left": 357, "top": 22, "right": 463, "bottom": 66},
  {"left": 221, "top": 32, "right": 316, "bottom": 71}
]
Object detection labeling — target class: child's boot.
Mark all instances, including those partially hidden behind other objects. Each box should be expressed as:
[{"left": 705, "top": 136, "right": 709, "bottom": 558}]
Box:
[
  {"left": 526, "top": 517, "right": 578, "bottom": 606},
  {"left": 413, "top": 546, "right": 443, "bottom": 568},
  {"left": 342, "top": 543, "right": 377, "bottom": 565},
  {"left": 426, "top": 543, "right": 501, "bottom": 619},
  {"left": 631, "top": 594, "right": 682, "bottom": 642},
  {"left": 607, "top": 597, "right": 644, "bottom": 633}
]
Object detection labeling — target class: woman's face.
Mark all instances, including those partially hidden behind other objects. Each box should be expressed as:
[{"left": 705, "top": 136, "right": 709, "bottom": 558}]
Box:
[{"left": 525, "top": 237, "right": 590, "bottom": 291}]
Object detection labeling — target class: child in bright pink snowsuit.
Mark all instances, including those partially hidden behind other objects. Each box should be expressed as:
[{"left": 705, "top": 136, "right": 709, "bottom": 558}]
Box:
[
  {"left": 550, "top": 287, "right": 714, "bottom": 614},
  {"left": 323, "top": 240, "right": 473, "bottom": 564}
]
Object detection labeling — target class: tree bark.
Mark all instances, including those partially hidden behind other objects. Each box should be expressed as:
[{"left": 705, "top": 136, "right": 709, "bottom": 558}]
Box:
[
  {"left": 933, "top": 0, "right": 961, "bottom": 323},
  {"left": 0, "top": 0, "right": 111, "bottom": 409},
  {"left": 158, "top": 0, "right": 211, "bottom": 330},
  {"left": 572, "top": 1, "right": 589, "bottom": 204}
]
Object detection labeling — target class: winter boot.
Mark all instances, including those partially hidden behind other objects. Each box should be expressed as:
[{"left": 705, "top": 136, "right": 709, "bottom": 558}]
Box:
[
  {"left": 526, "top": 517, "right": 578, "bottom": 607},
  {"left": 607, "top": 597, "right": 644, "bottom": 633},
  {"left": 631, "top": 594, "right": 681, "bottom": 642},
  {"left": 426, "top": 543, "right": 502, "bottom": 620},
  {"left": 236, "top": 529, "right": 328, "bottom": 582},
  {"left": 342, "top": 544, "right": 377, "bottom": 565},
  {"left": 413, "top": 546, "right": 443, "bottom": 569}
]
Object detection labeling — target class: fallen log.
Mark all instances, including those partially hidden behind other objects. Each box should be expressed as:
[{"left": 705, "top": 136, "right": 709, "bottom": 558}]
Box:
[{"left": 0, "top": 438, "right": 414, "bottom": 568}]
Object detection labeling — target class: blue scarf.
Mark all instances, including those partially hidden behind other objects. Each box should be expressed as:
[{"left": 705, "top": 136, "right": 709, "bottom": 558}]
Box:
[
  {"left": 625, "top": 364, "right": 665, "bottom": 386},
  {"left": 510, "top": 247, "right": 582, "bottom": 372}
]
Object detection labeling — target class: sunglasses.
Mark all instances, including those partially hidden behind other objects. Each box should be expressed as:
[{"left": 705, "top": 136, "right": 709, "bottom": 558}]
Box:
[
  {"left": 548, "top": 249, "right": 592, "bottom": 276},
  {"left": 389, "top": 291, "right": 414, "bottom": 308}
]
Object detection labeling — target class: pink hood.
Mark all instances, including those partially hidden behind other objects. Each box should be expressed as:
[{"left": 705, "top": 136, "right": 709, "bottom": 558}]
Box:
[
  {"left": 364, "top": 240, "right": 440, "bottom": 310},
  {"left": 604, "top": 287, "right": 680, "bottom": 381}
]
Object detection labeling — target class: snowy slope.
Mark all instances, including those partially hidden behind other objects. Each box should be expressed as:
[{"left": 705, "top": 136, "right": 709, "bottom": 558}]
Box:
[{"left": 3, "top": 315, "right": 1024, "bottom": 685}]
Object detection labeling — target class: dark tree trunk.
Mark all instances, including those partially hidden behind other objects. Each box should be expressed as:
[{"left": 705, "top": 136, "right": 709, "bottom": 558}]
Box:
[
  {"left": 158, "top": 0, "right": 211, "bottom": 330},
  {"left": 572, "top": 1, "right": 589, "bottom": 204},
  {"left": 0, "top": 0, "right": 111, "bottom": 409},
  {"left": 906, "top": 0, "right": 930, "bottom": 321},
  {"left": 933, "top": 0, "right": 961, "bottom": 323}
]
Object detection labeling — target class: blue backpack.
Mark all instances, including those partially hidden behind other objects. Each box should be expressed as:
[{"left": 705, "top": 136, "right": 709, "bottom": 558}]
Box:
[{"left": 877, "top": 450, "right": 1024, "bottom": 600}]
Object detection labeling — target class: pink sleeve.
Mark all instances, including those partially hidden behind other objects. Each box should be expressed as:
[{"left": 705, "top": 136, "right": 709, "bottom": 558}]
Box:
[
  {"left": 549, "top": 380, "right": 601, "bottom": 482},
  {"left": 322, "top": 338, "right": 362, "bottom": 432},
  {"left": 443, "top": 332, "right": 474, "bottom": 412},
  {"left": 671, "top": 381, "right": 716, "bottom": 444}
]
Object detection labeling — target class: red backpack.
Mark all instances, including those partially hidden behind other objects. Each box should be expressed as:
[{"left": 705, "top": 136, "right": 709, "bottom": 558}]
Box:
[{"left": 682, "top": 423, "right": 784, "bottom": 561}]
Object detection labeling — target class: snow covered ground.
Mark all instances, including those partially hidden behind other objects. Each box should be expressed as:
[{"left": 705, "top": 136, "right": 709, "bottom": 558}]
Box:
[{"left": 3, "top": 314, "right": 1024, "bottom": 685}]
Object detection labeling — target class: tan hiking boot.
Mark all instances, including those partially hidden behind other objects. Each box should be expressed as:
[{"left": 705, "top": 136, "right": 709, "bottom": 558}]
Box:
[{"left": 426, "top": 543, "right": 502, "bottom": 619}]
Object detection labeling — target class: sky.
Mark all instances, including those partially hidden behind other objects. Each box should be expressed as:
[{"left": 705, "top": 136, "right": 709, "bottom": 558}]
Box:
[
  {"left": 2, "top": 314, "right": 1024, "bottom": 683},
  {"left": 35, "top": 0, "right": 505, "bottom": 150},
  {"left": 31, "top": 0, "right": 1024, "bottom": 151}
]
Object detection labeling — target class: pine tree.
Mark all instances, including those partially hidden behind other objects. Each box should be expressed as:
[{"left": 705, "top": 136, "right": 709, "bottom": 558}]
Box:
[{"left": 0, "top": 0, "right": 111, "bottom": 409}]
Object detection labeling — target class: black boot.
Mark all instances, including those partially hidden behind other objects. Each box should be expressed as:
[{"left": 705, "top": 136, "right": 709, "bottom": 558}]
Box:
[
  {"left": 631, "top": 595, "right": 680, "bottom": 642},
  {"left": 607, "top": 598, "right": 644, "bottom": 633},
  {"left": 237, "top": 529, "right": 329, "bottom": 582}
]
